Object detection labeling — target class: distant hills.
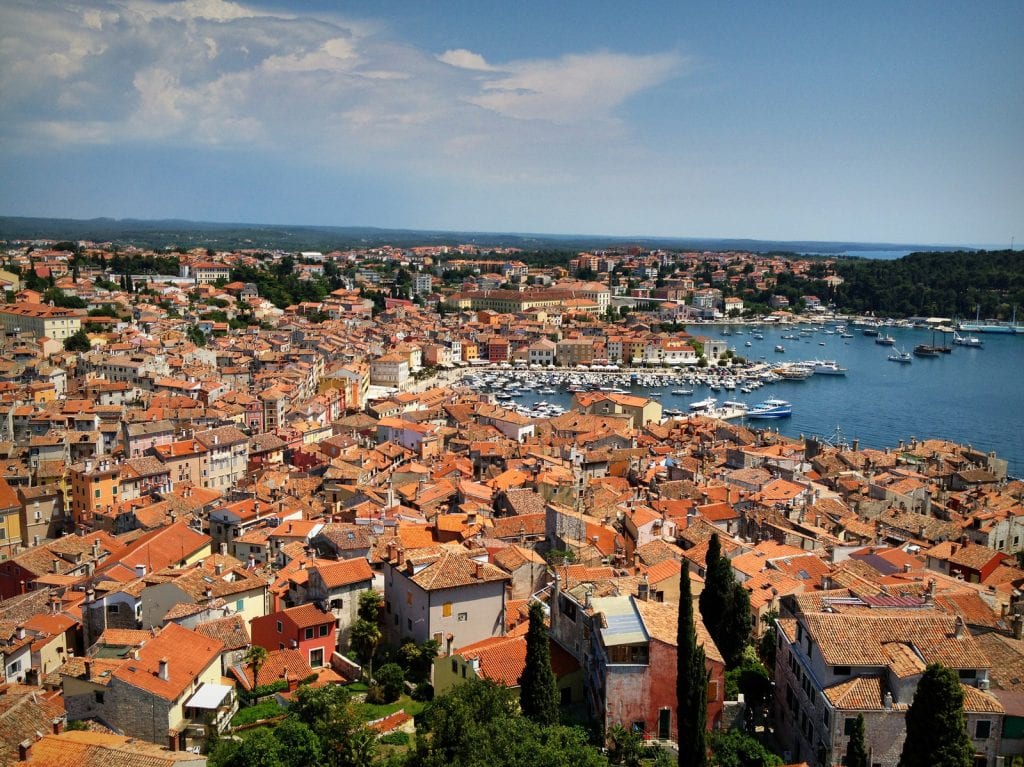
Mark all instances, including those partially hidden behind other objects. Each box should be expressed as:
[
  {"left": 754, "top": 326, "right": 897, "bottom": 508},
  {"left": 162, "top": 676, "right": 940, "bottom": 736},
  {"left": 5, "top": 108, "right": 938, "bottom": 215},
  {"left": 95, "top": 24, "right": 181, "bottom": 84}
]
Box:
[{"left": 0, "top": 215, "right": 969, "bottom": 255}]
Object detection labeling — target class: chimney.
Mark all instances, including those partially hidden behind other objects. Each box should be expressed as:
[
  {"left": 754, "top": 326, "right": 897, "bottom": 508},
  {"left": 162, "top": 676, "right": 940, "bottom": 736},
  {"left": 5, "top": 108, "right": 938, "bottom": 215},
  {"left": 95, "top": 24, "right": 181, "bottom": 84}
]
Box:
[
  {"left": 83, "top": 659, "right": 93, "bottom": 679},
  {"left": 219, "top": 542, "right": 227, "bottom": 555},
  {"left": 883, "top": 691, "right": 893, "bottom": 710},
  {"left": 1013, "top": 614, "right": 1024, "bottom": 641},
  {"left": 52, "top": 717, "right": 64, "bottom": 736},
  {"left": 15, "top": 625, "right": 25, "bottom": 641},
  {"left": 134, "top": 564, "right": 146, "bottom": 579},
  {"left": 396, "top": 549, "right": 405, "bottom": 566},
  {"left": 474, "top": 561, "right": 484, "bottom": 579},
  {"left": 158, "top": 658, "right": 169, "bottom": 681},
  {"left": 85, "top": 588, "right": 95, "bottom": 603},
  {"left": 954, "top": 616, "right": 965, "bottom": 639},
  {"left": 637, "top": 573, "right": 649, "bottom": 601},
  {"left": 17, "top": 740, "right": 32, "bottom": 762},
  {"left": 852, "top": 439, "right": 859, "bottom": 452},
  {"left": 903, "top": 563, "right": 912, "bottom": 573},
  {"left": 51, "top": 558, "right": 60, "bottom": 574},
  {"left": 215, "top": 562, "right": 224, "bottom": 576},
  {"left": 204, "top": 587, "right": 213, "bottom": 600}
]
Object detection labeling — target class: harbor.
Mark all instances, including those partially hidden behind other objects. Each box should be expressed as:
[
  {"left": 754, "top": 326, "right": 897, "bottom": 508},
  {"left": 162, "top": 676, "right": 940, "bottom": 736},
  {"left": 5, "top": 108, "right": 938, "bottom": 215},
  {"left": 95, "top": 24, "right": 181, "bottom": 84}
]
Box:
[{"left": 438, "top": 320, "right": 1024, "bottom": 475}]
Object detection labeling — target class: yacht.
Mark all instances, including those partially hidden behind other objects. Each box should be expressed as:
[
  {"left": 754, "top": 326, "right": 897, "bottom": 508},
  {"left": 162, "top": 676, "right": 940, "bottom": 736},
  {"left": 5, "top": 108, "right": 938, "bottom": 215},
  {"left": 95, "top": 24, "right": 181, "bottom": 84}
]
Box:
[
  {"left": 671, "top": 388, "right": 694, "bottom": 395},
  {"left": 875, "top": 334, "right": 896, "bottom": 346},
  {"left": 746, "top": 399, "right": 792, "bottom": 419},
  {"left": 774, "top": 345, "right": 785, "bottom": 353},
  {"left": 810, "top": 360, "right": 848, "bottom": 376},
  {"left": 689, "top": 396, "right": 719, "bottom": 411}
]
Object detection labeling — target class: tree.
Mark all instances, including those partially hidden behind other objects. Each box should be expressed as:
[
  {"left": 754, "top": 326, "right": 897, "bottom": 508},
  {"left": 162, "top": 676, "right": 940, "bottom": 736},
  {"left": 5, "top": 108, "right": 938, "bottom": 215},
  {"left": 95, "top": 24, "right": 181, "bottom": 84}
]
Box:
[
  {"left": 245, "top": 644, "right": 268, "bottom": 687},
  {"left": 372, "top": 662, "right": 405, "bottom": 703},
  {"left": 844, "top": 713, "right": 868, "bottom": 767},
  {"left": 274, "top": 718, "right": 323, "bottom": 767},
  {"left": 708, "top": 730, "right": 782, "bottom": 767},
  {"left": 232, "top": 728, "right": 285, "bottom": 767},
  {"left": 699, "top": 534, "right": 751, "bottom": 668},
  {"left": 677, "top": 561, "right": 708, "bottom": 767},
  {"left": 350, "top": 618, "right": 381, "bottom": 666},
  {"left": 64, "top": 329, "right": 91, "bottom": 352},
  {"left": 519, "top": 600, "right": 559, "bottom": 726},
  {"left": 186, "top": 324, "right": 206, "bottom": 347},
  {"left": 898, "top": 663, "right": 973, "bottom": 767}
]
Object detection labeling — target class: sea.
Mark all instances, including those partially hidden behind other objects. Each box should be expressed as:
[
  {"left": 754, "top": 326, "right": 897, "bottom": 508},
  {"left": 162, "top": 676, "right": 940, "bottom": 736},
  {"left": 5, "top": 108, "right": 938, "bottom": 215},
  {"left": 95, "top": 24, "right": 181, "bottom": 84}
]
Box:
[{"left": 528, "top": 325, "right": 1024, "bottom": 477}]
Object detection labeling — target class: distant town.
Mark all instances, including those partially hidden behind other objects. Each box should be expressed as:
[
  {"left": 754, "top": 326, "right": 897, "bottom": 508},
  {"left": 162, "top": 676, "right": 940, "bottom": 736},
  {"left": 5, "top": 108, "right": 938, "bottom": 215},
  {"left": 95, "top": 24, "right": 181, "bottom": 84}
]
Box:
[{"left": 0, "top": 237, "right": 1019, "bottom": 767}]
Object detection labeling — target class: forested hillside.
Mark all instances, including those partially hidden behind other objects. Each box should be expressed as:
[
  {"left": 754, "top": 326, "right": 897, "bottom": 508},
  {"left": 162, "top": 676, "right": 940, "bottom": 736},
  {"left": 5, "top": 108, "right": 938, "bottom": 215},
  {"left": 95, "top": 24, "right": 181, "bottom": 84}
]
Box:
[{"left": 830, "top": 250, "right": 1024, "bottom": 318}]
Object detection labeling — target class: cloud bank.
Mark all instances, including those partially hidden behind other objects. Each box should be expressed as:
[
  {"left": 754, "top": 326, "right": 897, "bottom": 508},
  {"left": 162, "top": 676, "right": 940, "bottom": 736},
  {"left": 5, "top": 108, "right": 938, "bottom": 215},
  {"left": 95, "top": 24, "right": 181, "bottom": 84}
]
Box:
[{"left": 0, "top": 0, "right": 684, "bottom": 185}]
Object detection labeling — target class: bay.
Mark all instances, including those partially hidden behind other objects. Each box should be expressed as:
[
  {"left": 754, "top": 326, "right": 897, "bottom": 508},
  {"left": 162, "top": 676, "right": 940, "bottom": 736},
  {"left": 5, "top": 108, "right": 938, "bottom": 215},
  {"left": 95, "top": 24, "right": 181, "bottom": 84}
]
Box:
[{"left": 529, "top": 325, "right": 1024, "bottom": 476}]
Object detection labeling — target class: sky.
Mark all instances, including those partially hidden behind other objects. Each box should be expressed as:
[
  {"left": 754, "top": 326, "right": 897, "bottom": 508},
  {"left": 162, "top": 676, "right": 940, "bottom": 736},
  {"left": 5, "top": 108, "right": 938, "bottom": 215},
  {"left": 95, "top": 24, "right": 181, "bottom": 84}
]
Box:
[{"left": 0, "top": 0, "right": 1021, "bottom": 245}]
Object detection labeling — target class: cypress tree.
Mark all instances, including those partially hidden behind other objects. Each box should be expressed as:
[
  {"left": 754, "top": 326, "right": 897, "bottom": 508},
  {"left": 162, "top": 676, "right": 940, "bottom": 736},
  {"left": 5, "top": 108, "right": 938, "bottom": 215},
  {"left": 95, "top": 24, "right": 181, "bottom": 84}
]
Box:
[
  {"left": 698, "top": 534, "right": 726, "bottom": 640},
  {"left": 898, "top": 663, "right": 973, "bottom": 767},
  {"left": 844, "top": 713, "right": 868, "bottom": 767},
  {"left": 677, "top": 561, "right": 708, "bottom": 767},
  {"left": 518, "top": 600, "right": 559, "bottom": 726},
  {"left": 719, "top": 581, "right": 753, "bottom": 669}
]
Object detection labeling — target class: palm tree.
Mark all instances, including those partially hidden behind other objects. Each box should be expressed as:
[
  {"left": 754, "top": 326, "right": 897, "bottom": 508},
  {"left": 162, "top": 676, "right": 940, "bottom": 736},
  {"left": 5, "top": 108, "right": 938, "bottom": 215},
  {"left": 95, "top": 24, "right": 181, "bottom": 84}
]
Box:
[{"left": 244, "top": 644, "right": 268, "bottom": 688}]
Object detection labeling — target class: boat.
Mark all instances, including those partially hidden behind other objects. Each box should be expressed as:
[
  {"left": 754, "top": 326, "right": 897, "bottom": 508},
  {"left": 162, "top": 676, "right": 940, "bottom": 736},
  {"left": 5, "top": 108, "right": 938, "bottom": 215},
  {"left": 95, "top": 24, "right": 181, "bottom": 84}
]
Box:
[
  {"left": 862, "top": 327, "right": 879, "bottom": 337},
  {"left": 952, "top": 331, "right": 983, "bottom": 348},
  {"left": 888, "top": 348, "right": 912, "bottom": 363},
  {"left": 752, "top": 333, "right": 764, "bottom": 340},
  {"left": 745, "top": 341, "right": 752, "bottom": 347},
  {"left": 810, "top": 360, "right": 848, "bottom": 376},
  {"left": 746, "top": 399, "right": 792, "bottom": 419},
  {"left": 774, "top": 365, "right": 813, "bottom": 380},
  {"left": 913, "top": 344, "right": 940, "bottom": 358},
  {"left": 671, "top": 389, "right": 694, "bottom": 395},
  {"left": 874, "top": 334, "right": 895, "bottom": 346},
  {"left": 689, "top": 396, "right": 718, "bottom": 411},
  {"left": 663, "top": 407, "right": 683, "bottom": 417},
  {"left": 775, "top": 345, "right": 785, "bottom": 353},
  {"left": 840, "top": 331, "right": 854, "bottom": 339}
]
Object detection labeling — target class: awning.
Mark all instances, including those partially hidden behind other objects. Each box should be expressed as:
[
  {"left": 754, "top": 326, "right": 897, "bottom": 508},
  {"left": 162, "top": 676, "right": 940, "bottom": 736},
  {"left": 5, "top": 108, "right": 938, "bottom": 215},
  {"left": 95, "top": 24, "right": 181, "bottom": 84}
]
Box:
[{"left": 186, "top": 683, "right": 233, "bottom": 710}]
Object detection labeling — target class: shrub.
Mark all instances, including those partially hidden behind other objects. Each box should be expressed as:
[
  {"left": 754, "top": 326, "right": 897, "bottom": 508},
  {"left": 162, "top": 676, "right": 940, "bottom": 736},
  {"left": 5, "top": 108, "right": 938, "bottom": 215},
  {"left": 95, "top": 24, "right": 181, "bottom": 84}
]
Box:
[{"left": 379, "top": 731, "right": 410, "bottom": 746}]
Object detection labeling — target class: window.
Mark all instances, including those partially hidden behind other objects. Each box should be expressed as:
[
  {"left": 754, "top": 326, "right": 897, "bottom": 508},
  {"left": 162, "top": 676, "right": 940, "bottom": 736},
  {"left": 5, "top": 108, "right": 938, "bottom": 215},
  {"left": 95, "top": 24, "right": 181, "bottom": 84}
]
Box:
[
  {"left": 94, "top": 690, "right": 104, "bottom": 704},
  {"left": 457, "top": 612, "right": 468, "bottom": 622},
  {"left": 451, "top": 659, "right": 458, "bottom": 673},
  {"left": 406, "top": 591, "right": 412, "bottom": 606},
  {"left": 107, "top": 604, "right": 119, "bottom": 614},
  {"left": 319, "top": 625, "right": 330, "bottom": 637},
  {"left": 407, "top": 618, "right": 412, "bottom": 631},
  {"left": 330, "top": 599, "right": 342, "bottom": 610},
  {"left": 707, "top": 679, "right": 719, "bottom": 701},
  {"left": 310, "top": 648, "right": 324, "bottom": 668},
  {"left": 305, "top": 627, "right": 314, "bottom": 640},
  {"left": 461, "top": 665, "right": 466, "bottom": 678},
  {"left": 443, "top": 602, "right": 453, "bottom": 617},
  {"left": 95, "top": 489, "right": 101, "bottom": 498},
  {"left": 832, "top": 666, "right": 851, "bottom": 676},
  {"left": 276, "top": 621, "right": 283, "bottom": 633},
  {"left": 975, "top": 720, "right": 991, "bottom": 739},
  {"left": 844, "top": 717, "right": 858, "bottom": 736},
  {"left": 959, "top": 669, "right": 977, "bottom": 680}
]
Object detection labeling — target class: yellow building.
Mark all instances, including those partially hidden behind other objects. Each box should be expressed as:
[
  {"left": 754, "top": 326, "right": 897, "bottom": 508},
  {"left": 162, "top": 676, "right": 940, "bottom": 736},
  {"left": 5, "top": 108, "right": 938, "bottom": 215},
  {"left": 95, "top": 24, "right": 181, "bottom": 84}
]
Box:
[
  {"left": 68, "top": 459, "right": 120, "bottom": 528},
  {"left": 0, "top": 477, "right": 23, "bottom": 558},
  {"left": 0, "top": 303, "right": 83, "bottom": 340}
]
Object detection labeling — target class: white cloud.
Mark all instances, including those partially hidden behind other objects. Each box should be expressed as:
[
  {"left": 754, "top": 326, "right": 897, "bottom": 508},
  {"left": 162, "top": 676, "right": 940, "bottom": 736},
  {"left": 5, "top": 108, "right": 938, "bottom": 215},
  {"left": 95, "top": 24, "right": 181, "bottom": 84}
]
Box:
[
  {"left": 437, "top": 48, "right": 495, "bottom": 71},
  {"left": 0, "top": 0, "right": 685, "bottom": 186},
  {"left": 470, "top": 51, "right": 682, "bottom": 123}
]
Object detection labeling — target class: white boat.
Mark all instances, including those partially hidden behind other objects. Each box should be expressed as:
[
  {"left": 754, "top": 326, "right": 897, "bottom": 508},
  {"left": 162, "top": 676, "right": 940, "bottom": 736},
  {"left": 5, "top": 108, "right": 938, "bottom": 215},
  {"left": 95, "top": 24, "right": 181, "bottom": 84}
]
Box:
[
  {"left": 952, "top": 331, "right": 983, "bottom": 348},
  {"left": 888, "top": 348, "right": 913, "bottom": 364},
  {"left": 775, "top": 345, "right": 785, "bottom": 353},
  {"left": 747, "top": 399, "right": 792, "bottom": 419},
  {"left": 810, "top": 360, "right": 847, "bottom": 376},
  {"left": 689, "top": 396, "right": 718, "bottom": 411},
  {"left": 671, "top": 389, "right": 693, "bottom": 395}
]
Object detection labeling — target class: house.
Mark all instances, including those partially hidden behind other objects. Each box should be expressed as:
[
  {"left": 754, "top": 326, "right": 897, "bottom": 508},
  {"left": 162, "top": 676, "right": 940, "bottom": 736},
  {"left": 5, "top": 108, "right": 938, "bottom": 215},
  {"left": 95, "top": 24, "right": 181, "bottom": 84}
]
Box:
[
  {"left": 19, "top": 730, "right": 207, "bottom": 767},
  {"left": 587, "top": 594, "right": 726, "bottom": 740},
  {"left": 773, "top": 607, "right": 1001, "bottom": 767},
  {"left": 303, "top": 558, "right": 375, "bottom": 648},
  {"left": 924, "top": 541, "right": 1009, "bottom": 584},
  {"left": 432, "top": 633, "right": 582, "bottom": 704},
  {"left": 251, "top": 603, "right": 337, "bottom": 669},
  {"left": 139, "top": 556, "right": 268, "bottom": 630},
  {"left": 382, "top": 547, "right": 510, "bottom": 656},
  {"left": 93, "top": 622, "right": 232, "bottom": 749}
]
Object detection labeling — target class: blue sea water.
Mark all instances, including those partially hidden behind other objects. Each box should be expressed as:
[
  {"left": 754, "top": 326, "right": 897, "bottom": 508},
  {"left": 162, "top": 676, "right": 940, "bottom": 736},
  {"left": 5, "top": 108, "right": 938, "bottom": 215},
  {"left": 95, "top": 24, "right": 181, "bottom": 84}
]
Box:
[{"left": 538, "top": 325, "right": 1024, "bottom": 476}]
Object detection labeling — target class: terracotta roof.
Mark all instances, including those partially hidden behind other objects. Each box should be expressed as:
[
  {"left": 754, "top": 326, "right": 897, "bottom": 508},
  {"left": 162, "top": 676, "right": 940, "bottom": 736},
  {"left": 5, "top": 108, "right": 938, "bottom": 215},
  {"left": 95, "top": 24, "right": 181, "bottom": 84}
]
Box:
[
  {"left": 802, "top": 613, "right": 989, "bottom": 670},
  {"left": 24, "top": 730, "right": 204, "bottom": 767},
  {"left": 454, "top": 634, "right": 527, "bottom": 686},
  {"left": 279, "top": 603, "right": 335, "bottom": 630},
  {"left": 311, "top": 558, "right": 374, "bottom": 589},
  {"left": 409, "top": 552, "right": 510, "bottom": 591},
  {"left": 111, "top": 623, "right": 222, "bottom": 701},
  {"left": 230, "top": 647, "right": 315, "bottom": 690},
  {"left": 194, "top": 614, "right": 250, "bottom": 650}
]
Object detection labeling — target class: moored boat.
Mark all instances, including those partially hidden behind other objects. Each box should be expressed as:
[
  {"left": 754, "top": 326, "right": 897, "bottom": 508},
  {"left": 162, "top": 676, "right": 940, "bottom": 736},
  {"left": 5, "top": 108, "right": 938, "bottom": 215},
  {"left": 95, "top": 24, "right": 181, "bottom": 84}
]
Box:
[{"left": 746, "top": 399, "right": 792, "bottom": 419}]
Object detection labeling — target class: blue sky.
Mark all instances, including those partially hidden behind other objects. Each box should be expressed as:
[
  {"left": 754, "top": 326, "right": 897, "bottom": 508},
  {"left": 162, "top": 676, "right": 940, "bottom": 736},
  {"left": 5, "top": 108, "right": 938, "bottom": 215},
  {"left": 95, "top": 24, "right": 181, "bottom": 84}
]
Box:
[{"left": 0, "top": 0, "right": 1021, "bottom": 245}]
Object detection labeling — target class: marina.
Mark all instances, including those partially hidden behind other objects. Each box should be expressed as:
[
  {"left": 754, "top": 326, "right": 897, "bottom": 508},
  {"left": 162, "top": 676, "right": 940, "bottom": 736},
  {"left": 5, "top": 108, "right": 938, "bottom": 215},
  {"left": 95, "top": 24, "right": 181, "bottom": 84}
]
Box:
[{"left": 446, "top": 320, "right": 1024, "bottom": 475}]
